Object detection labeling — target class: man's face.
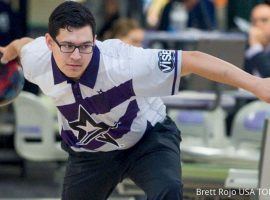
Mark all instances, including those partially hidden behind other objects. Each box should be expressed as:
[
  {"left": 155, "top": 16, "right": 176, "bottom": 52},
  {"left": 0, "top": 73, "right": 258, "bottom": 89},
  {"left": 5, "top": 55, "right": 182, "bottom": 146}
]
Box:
[
  {"left": 251, "top": 5, "right": 270, "bottom": 40},
  {"left": 46, "top": 26, "right": 95, "bottom": 80}
]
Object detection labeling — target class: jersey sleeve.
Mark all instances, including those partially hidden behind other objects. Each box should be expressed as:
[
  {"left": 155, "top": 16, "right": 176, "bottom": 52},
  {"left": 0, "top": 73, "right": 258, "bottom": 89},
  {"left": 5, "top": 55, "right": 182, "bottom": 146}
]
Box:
[
  {"left": 99, "top": 39, "right": 182, "bottom": 97},
  {"left": 20, "top": 37, "right": 51, "bottom": 84},
  {"left": 129, "top": 46, "right": 182, "bottom": 97}
]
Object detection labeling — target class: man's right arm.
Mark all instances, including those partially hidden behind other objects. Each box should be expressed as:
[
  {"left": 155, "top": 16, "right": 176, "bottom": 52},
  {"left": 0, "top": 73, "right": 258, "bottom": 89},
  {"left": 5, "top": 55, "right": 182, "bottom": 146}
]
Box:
[{"left": 0, "top": 37, "right": 33, "bottom": 63}]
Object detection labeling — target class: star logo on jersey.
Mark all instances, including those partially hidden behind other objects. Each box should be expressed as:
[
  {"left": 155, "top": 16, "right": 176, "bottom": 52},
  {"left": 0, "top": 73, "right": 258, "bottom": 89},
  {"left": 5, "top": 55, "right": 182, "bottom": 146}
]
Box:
[
  {"left": 97, "top": 89, "right": 104, "bottom": 94},
  {"left": 68, "top": 105, "right": 120, "bottom": 147}
]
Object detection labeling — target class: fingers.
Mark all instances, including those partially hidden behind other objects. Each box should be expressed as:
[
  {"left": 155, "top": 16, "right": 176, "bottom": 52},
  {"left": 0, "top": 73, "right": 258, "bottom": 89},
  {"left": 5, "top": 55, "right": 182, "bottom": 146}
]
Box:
[
  {"left": 0, "top": 47, "right": 8, "bottom": 64},
  {"left": 0, "top": 46, "right": 15, "bottom": 64}
]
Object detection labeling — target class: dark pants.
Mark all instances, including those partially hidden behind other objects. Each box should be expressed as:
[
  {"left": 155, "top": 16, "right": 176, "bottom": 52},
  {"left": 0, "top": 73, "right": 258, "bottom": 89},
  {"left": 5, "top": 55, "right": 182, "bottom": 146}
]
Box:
[{"left": 61, "top": 117, "right": 183, "bottom": 200}]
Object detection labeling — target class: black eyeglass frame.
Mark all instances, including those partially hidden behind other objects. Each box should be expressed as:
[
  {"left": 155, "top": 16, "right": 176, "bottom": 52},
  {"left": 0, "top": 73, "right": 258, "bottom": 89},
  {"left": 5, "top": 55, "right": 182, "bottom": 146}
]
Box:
[{"left": 53, "top": 38, "right": 94, "bottom": 54}]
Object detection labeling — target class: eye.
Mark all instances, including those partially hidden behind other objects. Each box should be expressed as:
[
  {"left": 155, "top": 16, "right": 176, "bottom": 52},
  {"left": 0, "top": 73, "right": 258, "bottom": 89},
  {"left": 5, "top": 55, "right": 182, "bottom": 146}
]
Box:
[
  {"left": 80, "top": 44, "right": 92, "bottom": 49},
  {"left": 261, "top": 18, "right": 269, "bottom": 23},
  {"left": 62, "top": 44, "right": 74, "bottom": 49}
]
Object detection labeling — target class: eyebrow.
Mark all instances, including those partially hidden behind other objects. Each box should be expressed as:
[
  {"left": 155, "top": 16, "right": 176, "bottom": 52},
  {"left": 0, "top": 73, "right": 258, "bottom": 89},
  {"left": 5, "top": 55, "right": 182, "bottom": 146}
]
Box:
[{"left": 59, "top": 41, "right": 93, "bottom": 45}]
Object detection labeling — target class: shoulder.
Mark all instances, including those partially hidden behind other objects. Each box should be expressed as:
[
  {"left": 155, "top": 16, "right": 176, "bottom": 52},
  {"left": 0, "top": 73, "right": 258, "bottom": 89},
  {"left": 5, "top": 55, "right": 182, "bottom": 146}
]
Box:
[
  {"left": 20, "top": 37, "right": 51, "bottom": 65},
  {"left": 96, "top": 39, "right": 159, "bottom": 62},
  {"left": 20, "top": 36, "right": 51, "bottom": 64},
  {"left": 96, "top": 39, "right": 132, "bottom": 59},
  {"left": 20, "top": 37, "right": 52, "bottom": 80},
  {"left": 21, "top": 36, "right": 49, "bottom": 54}
]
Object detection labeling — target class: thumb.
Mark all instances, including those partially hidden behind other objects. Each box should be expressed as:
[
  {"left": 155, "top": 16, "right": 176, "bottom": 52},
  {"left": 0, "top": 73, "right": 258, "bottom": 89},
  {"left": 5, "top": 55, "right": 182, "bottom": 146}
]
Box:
[
  {"left": 0, "top": 46, "right": 16, "bottom": 64},
  {"left": 0, "top": 57, "right": 8, "bottom": 64},
  {"left": 0, "top": 47, "right": 8, "bottom": 64}
]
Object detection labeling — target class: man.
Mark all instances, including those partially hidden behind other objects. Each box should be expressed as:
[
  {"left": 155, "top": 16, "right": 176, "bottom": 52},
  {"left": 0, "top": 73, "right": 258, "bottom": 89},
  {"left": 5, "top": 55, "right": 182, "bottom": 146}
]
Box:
[
  {"left": 1, "top": 2, "right": 270, "bottom": 200},
  {"left": 245, "top": 2, "right": 270, "bottom": 77}
]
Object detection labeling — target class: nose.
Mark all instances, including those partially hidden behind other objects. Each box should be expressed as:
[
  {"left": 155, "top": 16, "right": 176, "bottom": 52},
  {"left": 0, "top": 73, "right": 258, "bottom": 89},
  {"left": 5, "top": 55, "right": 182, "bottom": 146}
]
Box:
[{"left": 70, "top": 48, "right": 81, "bottom": 60}]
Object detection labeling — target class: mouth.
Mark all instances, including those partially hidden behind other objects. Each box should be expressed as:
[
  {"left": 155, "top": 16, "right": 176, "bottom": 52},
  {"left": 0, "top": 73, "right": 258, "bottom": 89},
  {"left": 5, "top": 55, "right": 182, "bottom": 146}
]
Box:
[
  {"left": 67, "top": 64, "right": 82, "bottom": 67},
  {"left": 66, "top": 64, "right": 83, "bottom": 72}
]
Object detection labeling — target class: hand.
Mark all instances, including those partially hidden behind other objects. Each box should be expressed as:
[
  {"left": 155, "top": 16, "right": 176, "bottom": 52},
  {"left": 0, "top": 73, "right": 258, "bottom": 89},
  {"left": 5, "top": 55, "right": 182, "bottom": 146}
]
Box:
[
  {"left": 253, "top": 78, "right": 270, "bottom": 103},
  {"left": 0, "top": 37, "right": 33, "bottom": 64},
  {"left": 0, "top": 45, "right": 18, "bottom": 64},
  {"left": 249, "top": 27, "right": 269, "bottom": 47}
]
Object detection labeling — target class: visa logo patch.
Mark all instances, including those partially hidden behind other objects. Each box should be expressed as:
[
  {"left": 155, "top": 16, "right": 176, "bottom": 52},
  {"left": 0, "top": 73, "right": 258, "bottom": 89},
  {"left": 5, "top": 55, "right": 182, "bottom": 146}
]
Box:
[{"left": 158, "top": 50, "right": 175, "bottom": 73}]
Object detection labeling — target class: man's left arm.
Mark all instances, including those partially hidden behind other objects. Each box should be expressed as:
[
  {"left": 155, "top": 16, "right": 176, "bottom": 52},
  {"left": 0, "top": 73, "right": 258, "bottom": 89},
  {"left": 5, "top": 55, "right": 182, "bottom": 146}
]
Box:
[{"left": 181, "top": 51, "right": 270, "bottom": 103}]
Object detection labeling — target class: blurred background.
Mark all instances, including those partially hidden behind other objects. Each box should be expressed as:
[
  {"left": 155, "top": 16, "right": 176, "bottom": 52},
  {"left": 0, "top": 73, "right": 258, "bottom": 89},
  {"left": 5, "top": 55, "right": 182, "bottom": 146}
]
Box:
[{"left": 1, "top": 0, "right": 270, "bottom": 199}]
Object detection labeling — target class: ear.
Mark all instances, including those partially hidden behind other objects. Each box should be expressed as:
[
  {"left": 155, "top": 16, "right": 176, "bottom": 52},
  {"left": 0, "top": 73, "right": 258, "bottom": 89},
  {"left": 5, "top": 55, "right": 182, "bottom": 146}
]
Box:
[
  {"left": 45, "top": 33, "right": 54, "bottom": 50},
  {"left": 93, "top": 35, "right": 97, "bottom": 44}
]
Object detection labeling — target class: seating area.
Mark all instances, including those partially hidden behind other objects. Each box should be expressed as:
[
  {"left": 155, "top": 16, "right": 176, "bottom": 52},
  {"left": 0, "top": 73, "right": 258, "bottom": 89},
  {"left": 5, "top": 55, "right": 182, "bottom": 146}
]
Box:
[
  {"left": 13, "top": 92, "right": 67, "bottom": 162},
  {"left": 0, "top": 90, "right": 269, "bottom": 199},
  {"left": 116, "top": 91, "right": 270, "bottom": 199},
  {"left": 169, "top": 99, "right": 270, "bottom": 167}
]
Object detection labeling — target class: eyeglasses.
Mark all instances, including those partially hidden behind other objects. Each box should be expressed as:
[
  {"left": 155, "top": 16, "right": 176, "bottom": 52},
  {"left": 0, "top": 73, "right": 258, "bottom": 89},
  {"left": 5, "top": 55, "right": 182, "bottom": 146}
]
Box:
[
  {"left": 252, "top": 17, "right": 270, "bottom": 25},
  {"left": 53, "top": 38, "right": 94, "bottom": 54}
]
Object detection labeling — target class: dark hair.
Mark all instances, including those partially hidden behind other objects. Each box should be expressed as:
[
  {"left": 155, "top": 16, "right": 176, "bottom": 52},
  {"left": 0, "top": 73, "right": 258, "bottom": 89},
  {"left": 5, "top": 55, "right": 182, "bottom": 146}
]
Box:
[
  {"left": 48, "top": 1, "right": 96, "bottom": 39},
  {"left": 265, "top": 0, "right": 270, "bottom": 5}
]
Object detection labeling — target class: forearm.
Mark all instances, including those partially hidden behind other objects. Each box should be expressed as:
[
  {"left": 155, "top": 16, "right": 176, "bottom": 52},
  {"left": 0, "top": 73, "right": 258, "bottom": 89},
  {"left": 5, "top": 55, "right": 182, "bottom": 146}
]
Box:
[
  {"left": 12, "top": 37, "right": 33, "bottom": 56},
  {"left": 181, "top": 51, "right": 261, "bottom": 94},
  {"left": 0, "top": 37, "right": 33, "bottom": 63}
]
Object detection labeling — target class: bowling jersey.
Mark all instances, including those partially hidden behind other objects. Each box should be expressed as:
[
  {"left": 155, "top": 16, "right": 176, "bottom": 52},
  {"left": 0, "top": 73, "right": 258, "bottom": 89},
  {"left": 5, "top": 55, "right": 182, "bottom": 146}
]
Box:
[{"left": 20, "top": 37, "right": 182, "bottom": 152}]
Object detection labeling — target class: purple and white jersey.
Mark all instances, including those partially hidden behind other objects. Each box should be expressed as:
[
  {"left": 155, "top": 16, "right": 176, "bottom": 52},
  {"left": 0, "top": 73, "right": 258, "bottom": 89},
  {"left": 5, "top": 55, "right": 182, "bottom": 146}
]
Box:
[{"left": 20, "top": 37, "right": 182, "bottom": 152}]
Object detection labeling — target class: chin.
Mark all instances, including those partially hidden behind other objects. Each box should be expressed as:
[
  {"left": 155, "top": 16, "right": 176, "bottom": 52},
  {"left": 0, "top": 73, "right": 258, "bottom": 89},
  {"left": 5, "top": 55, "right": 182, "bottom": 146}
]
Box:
[
  {"left": 64, "top": 72, "right": 81, "bottom": 80},
  {"left": 70, "top": 75, "right": 80, "bottom": 81}
]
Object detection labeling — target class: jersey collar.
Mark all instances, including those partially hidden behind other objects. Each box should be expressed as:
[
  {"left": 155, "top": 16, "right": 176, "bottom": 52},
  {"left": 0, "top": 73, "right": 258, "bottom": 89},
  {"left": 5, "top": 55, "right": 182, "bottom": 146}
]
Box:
[{"left": 51, "top": 46, "right": 100, "bottom": 88}]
